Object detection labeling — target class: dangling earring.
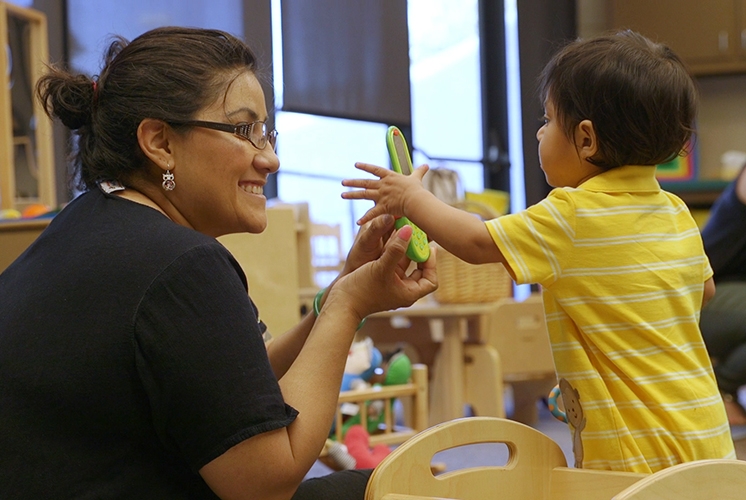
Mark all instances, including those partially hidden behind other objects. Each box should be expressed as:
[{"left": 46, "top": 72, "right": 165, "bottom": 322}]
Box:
[{"left": 162, "top": 163, "right": 175, "bottom": 191}]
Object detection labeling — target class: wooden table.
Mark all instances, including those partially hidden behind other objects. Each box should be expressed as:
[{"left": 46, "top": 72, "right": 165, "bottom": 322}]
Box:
[{"left": 359, "top": 299, "right": 500, "bottom": 425}]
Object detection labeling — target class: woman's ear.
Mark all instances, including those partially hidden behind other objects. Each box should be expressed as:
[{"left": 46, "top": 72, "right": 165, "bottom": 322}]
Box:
[
  {"left": 137, "top": 118, "right": 172, "bottom": 171},
  {"left": 575, "top": 119, "right": 598, "bottom": 161}
]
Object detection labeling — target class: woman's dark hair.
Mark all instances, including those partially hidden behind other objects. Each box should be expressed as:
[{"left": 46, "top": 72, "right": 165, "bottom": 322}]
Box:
[
  {"left": 36, "top": 26, "right": 259, "bottom": 191},
  {"left": 538, "top": 30, "right": 698, "bottom": 169}
]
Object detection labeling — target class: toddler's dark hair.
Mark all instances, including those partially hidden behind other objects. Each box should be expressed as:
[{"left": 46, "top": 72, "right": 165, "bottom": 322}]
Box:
[{"left": 538, "top": 30, "right": 698, "bottom": 169}]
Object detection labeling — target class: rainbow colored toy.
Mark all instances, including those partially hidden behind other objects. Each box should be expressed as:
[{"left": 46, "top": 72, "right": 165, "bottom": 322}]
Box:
[{"left": 655, "top": 140, "right": 698, "bottom": 182}]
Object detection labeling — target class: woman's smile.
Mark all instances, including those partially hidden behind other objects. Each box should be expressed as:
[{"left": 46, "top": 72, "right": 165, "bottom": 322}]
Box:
[{"left": 239, "top": 183, "right": 264, "bottom": 196}]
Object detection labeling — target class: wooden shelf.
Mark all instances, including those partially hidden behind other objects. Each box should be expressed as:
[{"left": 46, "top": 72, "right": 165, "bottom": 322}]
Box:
[{"left": 659, "top": 179, "right": 730, "bottom": 208}]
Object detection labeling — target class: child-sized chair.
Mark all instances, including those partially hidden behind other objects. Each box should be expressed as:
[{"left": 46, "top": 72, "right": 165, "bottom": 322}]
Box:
[
  {"left": 365, "top": 416, "right": 746, "bottom": 500},
  {"left": 612, "top": 459, "right": 746, "bottom": 499},
  {"left": 365, "top": 416, "right": 643, "bottom": 500}
]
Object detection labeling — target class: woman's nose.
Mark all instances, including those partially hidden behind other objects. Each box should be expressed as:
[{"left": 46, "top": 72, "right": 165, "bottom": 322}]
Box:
[{"left": 255, "top": 147, "right": 280, "bottom": 174}]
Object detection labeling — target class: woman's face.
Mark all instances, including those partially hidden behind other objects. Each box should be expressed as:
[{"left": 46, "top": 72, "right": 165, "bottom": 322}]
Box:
[{"left": 168, "top": 71, "right": 280, "bottom": 237}]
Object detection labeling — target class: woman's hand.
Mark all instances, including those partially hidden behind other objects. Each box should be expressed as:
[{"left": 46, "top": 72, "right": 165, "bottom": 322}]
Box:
[
  {"left": 340, "top": 213, "right": 396, "bottom": 276},
  {"left": 328, "top": 225, "right": 437, "bottom": 321}
]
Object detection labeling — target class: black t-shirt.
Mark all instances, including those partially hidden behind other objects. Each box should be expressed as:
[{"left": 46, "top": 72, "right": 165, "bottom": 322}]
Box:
[
  {"left": 0, "top": 187, "right": 297, "bottom": 499},
  {"left": 701, "top": 167, "right": 746, "bottom": 283}
]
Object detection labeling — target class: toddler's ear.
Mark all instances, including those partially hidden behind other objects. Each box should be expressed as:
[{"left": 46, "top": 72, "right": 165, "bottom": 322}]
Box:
[{"left": 575, "top": 119, "right": 598, "bottom": 161}]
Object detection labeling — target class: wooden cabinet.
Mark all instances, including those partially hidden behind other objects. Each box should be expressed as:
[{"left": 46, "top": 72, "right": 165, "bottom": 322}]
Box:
[
  {"left": 611, "top": 0, "right": 746, "bottom": 75},
  {"left": 0, "top": 2, "right": 55, "bottom": 211},
  {"left": 218, "top": 206, "right": 301, "bottom": 336}
]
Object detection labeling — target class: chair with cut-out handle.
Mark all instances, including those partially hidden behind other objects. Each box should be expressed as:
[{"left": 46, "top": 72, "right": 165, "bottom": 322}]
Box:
[
  {"left": 612, "top": 458, "right": 746, "bottom": 499},
  {"left": 365, "top": 416, "right": 643, "bottom": 500},
  {"left": 365, "top": 416, "right": 746, "bottom": 500}
]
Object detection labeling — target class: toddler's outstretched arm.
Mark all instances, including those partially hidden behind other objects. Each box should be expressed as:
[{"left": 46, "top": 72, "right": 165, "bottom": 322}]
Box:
[{"left": 342, "top": 162, "right": 505, "bottom": 265}]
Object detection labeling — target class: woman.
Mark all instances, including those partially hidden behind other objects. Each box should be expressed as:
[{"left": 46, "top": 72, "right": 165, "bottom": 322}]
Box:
[
  {"left": 700, "top": 164, "right": 746, "bottom": 426},
  {"left": 0, "top": 27, "right": 436, "bottom": 499}
]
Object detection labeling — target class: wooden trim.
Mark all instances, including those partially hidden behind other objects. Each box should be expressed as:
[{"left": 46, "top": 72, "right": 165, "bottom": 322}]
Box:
[
  {"left": 0, "top": 3, "right": 14, "bottom": 210},
  {"left": 0, "top": 2, "right": 55, "bottom": 210}
]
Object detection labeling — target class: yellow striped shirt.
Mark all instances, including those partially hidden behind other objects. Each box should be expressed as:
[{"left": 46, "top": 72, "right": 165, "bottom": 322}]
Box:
[{"left": 486, "top": 165, "right": 735, "bottom": 473}]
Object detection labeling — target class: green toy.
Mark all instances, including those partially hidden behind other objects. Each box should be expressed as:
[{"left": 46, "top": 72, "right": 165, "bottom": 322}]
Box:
[{"left": 332, "top": 350, "right": 413, "bottom": 439}]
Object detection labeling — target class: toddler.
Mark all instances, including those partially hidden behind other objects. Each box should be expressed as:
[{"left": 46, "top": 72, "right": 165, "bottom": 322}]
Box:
[{"left": 342, "top": 30, "right": 736, "bottom": 473}]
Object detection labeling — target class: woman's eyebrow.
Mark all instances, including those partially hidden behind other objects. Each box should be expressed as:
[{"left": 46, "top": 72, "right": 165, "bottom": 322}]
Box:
[{"left": 226, "top": 107, "right": 261, "bottom": 121}]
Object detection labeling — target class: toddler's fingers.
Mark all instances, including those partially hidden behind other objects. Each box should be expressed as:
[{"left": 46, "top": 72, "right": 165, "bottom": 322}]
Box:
[
  {"left": 341, "top": 176, "right": 379, "bottom": 187},
  {"left": 354, "top": 162, "right": 391, "bottom": 177},
  {"left": 356, "top": 207, "right": 384, "bottom": 226},
  {"left": 341, "top": 188, "right": 376, "bottom": 201},
  {"left": 412, "top": 164, "right": 430, "bottom": 181}
]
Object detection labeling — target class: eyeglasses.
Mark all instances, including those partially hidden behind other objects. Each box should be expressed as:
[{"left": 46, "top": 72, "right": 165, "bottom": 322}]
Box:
[{"left": 168, "top": 120, "right": 278, "bottom": 151}]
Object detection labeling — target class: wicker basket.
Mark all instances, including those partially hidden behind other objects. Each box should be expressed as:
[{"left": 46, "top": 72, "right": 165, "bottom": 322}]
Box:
[
  {"left": 432, "top": 199, "right": 513, "bottom": 304},
  {"left": 433, "top": 245, "right": 513, "bottom": 304}
]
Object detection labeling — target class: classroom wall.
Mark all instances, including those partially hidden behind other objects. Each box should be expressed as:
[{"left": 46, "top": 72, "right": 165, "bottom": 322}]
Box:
[{"left": 577, "top": 0, "right": 746, "bottom": 181}]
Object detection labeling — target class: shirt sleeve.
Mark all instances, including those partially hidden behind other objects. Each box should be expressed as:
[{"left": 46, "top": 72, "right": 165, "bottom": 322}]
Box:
[
  {"left": 133, "top": 243, "right": 297, "bottom": 471},
  {"left": 701, "top": 172, "right": 746, "bottom": 281},
  {"left": 485, "top": 189, "right": 575, "bottom": 287}
]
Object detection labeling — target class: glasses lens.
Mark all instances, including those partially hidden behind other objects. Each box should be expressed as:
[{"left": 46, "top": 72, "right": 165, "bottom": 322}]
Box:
[
  {"left": 234, "top": 122, "right": 276, "bottom": 150},
  {"left": 267, "top": 130, "right": 278, "bottom": 151},
  {"left": 249, "top": 122, "right": 267, "bottom": 149}
]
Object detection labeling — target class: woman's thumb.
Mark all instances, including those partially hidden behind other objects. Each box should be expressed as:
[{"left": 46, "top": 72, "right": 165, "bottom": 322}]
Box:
[{"left": 380, "top": 224, "right": 412, "bottom": 266}]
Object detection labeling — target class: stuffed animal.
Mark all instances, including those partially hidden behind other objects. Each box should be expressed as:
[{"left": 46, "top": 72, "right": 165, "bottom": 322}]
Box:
[
  {"left": 344, "top": 350, "right": 412, "bottom": 435},
  {"left": 343, "top": 424, "right": 391, "bottom": 469},
  {"left": 331, "top": 340, "right": 413, "bottom": 439},
  {"left": 340, "top": 337, "right": 383, "bottom": 392}
]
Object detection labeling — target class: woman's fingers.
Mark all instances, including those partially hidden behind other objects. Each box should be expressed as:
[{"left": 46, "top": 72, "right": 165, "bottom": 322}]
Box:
[
  {"left": 345, "top": 214, "right": 394, "bottom": 269},
  {"left": 355, "top": 214, "right": 394, "bottom": 249},
  {"left": 378, "top": 225, "right": 412, "bottom": 271}
]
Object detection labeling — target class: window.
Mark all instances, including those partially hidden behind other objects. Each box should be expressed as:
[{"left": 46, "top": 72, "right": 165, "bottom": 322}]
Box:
[
  {"left": 274, "top": 112, "right": 389, "bottom": 251},
  {"left": 273, "top": 0, "right": 484, "bottom": 251},
  {"left": 408, "top": 0, "right": 483, "bottom": 194},
  {"left": 67, "top": 0, "right": 243, "bottom": 75}
]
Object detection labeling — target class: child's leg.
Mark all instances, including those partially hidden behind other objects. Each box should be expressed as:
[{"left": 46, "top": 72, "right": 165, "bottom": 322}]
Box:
[{"left": 700, "top": 282, "right": 746, "bottom": 425}]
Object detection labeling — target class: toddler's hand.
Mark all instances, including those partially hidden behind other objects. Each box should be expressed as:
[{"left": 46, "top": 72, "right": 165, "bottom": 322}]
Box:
[{"left": 341, "top": 162, "right": 429, "bottom": 226}]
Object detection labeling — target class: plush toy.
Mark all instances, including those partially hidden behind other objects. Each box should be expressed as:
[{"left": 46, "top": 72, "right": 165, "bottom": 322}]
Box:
[
  {"left": 331, "top": 340, "right": 413, "bottom": 440},
  {"left": 343, "top": 424, "right": 391, "bottom": 469},
  {"left": 340, "top": 337, "right": 383, "bottom": 392}
]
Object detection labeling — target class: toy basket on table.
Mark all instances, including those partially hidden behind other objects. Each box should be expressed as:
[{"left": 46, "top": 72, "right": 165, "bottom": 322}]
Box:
[{"left": 433, "top": 200, "right": 513, "bottom": 304}]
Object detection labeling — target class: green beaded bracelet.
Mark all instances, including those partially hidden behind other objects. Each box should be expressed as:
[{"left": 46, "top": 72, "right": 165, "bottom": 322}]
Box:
[
  {"left": 312, "top": 287, "right": 367, "bottom": 331},
  {"left": 312, "top": 287, "right": 326, "bottom": 317}
]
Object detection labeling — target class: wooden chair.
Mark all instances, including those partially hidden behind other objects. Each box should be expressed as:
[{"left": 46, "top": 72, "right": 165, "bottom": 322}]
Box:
[
  {"left": 321, "top": 363, "right": 429, "bottom": 468},
  {"left": 464, "top": 295, "right": 557, "bottom": 424},
  {"left": 309, "top": 222, "right": 345, "bottom": 288},
  {"left": 612, "top": 459, "right": 746, "bottom": 500},
  {"left": 365, "top": 416, "right": 647, "bottom": 500}
]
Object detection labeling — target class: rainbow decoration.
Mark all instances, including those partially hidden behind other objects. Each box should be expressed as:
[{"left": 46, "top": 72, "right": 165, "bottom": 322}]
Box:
[{"left": 656, "top": 141, "right": 698, "bottom": 182}]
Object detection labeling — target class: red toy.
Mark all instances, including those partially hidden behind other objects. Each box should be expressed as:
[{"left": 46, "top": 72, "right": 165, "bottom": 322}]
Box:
[{"left": 343, "top": 424, "right": 391, "bottom": 469}]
